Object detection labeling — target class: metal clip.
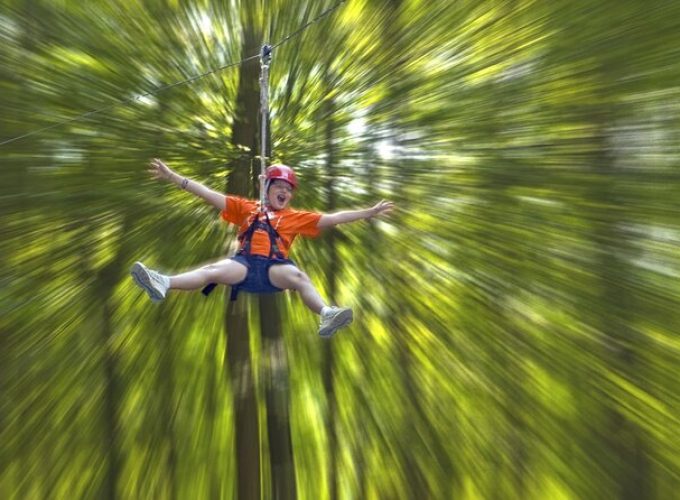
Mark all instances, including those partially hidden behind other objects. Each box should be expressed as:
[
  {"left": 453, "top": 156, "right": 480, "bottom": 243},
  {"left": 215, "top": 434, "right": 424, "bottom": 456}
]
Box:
[{"left": 260, "top": 44, "right": 272, "bottom": 66}]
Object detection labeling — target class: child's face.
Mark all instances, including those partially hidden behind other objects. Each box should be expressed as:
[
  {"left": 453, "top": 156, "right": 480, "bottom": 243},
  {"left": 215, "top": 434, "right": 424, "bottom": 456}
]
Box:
[{"left": 268, "top": 180, "right": 294, "bottom": 210}]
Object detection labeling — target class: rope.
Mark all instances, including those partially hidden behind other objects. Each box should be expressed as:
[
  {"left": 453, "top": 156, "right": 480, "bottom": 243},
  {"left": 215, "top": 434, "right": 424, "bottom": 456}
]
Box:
[
  {"left": 0, "top": 0, "right": 347, "bottom": 148},
  {"left": 259, "top": 45, "right": 272, "bottom": 211}
]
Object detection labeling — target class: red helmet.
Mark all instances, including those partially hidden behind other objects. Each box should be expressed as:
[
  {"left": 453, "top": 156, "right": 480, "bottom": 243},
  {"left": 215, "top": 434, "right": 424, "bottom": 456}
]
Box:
[{"left": 265, "top": 164, "right": 298, "bottom": 189}]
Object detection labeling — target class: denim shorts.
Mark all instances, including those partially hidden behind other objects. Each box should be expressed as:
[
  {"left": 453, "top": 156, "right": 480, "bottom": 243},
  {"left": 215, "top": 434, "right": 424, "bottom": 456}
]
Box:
[{"left": 231, "top": 254, "right": 294, "bottom": 294}]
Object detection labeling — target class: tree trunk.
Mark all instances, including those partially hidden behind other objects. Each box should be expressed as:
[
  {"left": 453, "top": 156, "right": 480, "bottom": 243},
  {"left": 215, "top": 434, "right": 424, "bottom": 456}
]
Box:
[
  {"left": 260, "top": 294, "right": 297, "bottom": 500},
  {"left": 225, "top": 18, "right": 262, "bottom": 500},
  {"left": 257, "top": 37, "right": 298, "bottom": 498},
  {"left": 321, "top": 87, "right": 340, "bottom": 500},
  {"left": 226, "top": 298, "right": 260, "bottom": 500},
  {"left": 590, "top": 107, "right": 652, "bottom": 500},
  {"left": 100, "top": 299, "right": 121, "bottom": 500},
  {"left": 378, "top": 0, "right": 455, "bottom": 494},
  {"left": 95, "top": 215, "right": 134, "bottom": 500},
  {"left": 155, "top": 83, "right": 178, "bottom": 500}
]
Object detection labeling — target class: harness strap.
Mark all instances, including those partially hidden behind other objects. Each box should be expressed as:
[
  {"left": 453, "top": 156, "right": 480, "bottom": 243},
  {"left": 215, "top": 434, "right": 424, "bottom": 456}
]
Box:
[
  {"left": 202, "top": 212, "right": 286, "bottom": 299},
  {"left": 236, "top": 213, "right": 285, "bottom": 258}
]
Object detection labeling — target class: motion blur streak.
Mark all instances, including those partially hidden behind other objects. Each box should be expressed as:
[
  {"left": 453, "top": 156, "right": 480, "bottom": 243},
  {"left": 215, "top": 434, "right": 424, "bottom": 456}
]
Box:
[{"left": 2, "top": 0, "right": 679, "bottom": 498}]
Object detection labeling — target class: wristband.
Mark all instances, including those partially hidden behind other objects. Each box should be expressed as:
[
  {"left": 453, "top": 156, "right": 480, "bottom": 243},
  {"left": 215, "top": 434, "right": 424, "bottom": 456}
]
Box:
[{"left": 181, "top": 178, "right": 189, "bottom": 189}]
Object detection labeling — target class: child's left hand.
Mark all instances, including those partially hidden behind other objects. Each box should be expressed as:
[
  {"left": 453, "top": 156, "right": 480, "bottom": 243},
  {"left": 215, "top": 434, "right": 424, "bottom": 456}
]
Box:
[{"left": 370, "top": 200, "right": 395, "bottom": 218}]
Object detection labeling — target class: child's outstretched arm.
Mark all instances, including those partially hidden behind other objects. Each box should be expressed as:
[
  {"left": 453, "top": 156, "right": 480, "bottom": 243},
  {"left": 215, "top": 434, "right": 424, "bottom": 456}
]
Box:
[
  {"left": 148, "top": 158, "right": 225, "bottom": 211},
  {"left": 317, "top": 200, "right": 394, "bottom": 229}
]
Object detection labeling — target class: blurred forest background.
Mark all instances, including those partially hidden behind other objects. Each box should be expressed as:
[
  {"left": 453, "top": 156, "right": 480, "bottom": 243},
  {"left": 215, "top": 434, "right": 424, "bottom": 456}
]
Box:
[{"left": 2, "top": 0, "right": 680, "bottom": 499}]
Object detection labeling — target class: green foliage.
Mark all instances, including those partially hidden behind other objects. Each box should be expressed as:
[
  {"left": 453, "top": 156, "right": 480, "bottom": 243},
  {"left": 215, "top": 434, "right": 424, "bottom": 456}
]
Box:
[{"left": 2, "top": 0, "right": 680, "bottom": 498}]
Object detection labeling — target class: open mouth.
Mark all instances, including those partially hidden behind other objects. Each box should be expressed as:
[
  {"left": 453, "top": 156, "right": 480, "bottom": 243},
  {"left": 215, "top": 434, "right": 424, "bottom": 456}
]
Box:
[{"left": 277, "top": 194, "right": 286, "bottom": 204}]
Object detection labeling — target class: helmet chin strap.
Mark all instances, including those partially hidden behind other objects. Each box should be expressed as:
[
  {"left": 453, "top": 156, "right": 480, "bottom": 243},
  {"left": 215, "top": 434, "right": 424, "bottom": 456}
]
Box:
[
  {"left": 263, "top": 180, "right": 282, "bottom": 211},
  {"left": 262, "top": 179, "right": 272, "bottom": 210}
]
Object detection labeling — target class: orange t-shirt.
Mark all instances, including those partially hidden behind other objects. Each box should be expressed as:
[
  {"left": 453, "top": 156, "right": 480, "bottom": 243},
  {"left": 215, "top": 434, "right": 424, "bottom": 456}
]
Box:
[{"left": 221, "top": 196, "right": 322, "bottom": 258}]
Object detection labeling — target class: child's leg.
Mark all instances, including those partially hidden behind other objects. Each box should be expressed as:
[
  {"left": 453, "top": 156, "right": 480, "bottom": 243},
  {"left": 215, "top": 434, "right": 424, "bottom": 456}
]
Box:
[
  {"left": 268, "top": 264, "right": 325, "bottom": 313},
  {"left": 268, "top": 263, "right": 353, "bottom": 337},
  {"left": 170, "top": 258, "right": 248, "bottom": 290}
]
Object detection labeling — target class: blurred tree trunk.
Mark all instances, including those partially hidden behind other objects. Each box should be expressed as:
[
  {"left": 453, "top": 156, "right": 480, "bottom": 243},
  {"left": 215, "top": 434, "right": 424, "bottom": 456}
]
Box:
[
  {"left": 547, "top": 3, "right": 655, "bottom": 495},
  {"left": 321, "top": 80, "right": 340, "bottom": 500},
  {"left": 378, "top": 0, "right": 456, "bottom": 495},
  {"left": 0, "top": 326, "right": 5, "bottom": 477},
  {"left": 589, "top": 102, "right": 652, "bottom": 500},
  {"left": 258, "top": 42, "right": 297, "bottom": 498},
  {"left": 225, "top": 298, "right": 259, "bottom": 500},
  {"left": 155, "top": 85, "right": 178, "bottom": 500},
  {"left": 353, "top": 138, "right": 381, "bottom": 500},
  {"left": 95, "top": 215, "right": 134, "bottom": 500},
  {"left": 485, "top": 5, "right": 532, "bottom": 496},
  {"left": 486, "top": 105, "right": 531, "bottom": 500},
  {"left": 260, "top": 295, "right": 297, "bottom": 499},
  {"left": 99, "top": 299, "right": 121, "bottom": 500},
  {"left": 157, "top": 311, "right": 178, "bottom": 500},
  {"left": 225, "top": 17, "right": 261, "bottom": 500}
]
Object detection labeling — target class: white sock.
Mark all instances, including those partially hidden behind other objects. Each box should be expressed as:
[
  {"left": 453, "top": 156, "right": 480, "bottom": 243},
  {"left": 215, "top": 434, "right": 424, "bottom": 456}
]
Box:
[{"left": 321, "top": 306, "right": 332, "bottom": 316}]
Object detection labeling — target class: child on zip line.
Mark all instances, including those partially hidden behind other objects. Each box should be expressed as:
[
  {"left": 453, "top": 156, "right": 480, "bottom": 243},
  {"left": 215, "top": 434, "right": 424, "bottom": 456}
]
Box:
[{"left": 131, "top": 158, "right": 394, "bottom": 338}]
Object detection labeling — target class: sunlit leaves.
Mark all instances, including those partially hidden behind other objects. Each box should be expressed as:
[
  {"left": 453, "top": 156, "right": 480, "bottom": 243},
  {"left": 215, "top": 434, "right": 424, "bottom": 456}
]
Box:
[{"left": 3, "top": 0, "right": 680, "bottom": 498}]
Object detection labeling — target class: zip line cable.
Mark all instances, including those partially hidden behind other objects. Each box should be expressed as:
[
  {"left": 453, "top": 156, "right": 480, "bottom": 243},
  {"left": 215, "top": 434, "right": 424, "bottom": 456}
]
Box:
[
  {"left": 259, "top": 44, "right": 271, "bottom": 210},
  {"left": 0, "top": 0, "right": 346, "bottom": 148},
  {"left": 270, "top": 0, "right": 346, "bottom": 50}
]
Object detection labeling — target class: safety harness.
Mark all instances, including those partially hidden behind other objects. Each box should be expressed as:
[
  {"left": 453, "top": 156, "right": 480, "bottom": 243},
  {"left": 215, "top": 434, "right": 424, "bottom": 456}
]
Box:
[
  {"left": 201, "top": 210, "right": 288, "bottom": 300},
  {"left": 237, "top": 211, "right": 286, "bottom": 261},
  {"left": 200, "top": 45, "right": 285, "bottom": 301}
]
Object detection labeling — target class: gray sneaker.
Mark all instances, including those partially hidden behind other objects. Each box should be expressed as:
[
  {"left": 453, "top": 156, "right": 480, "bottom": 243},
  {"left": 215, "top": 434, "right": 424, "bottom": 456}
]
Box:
[
  {"left": 319, "top": 306, "right": 353, "bottom": 338},
  {"left": 131, "top": 261, "right": 170, "bottom": 302}
]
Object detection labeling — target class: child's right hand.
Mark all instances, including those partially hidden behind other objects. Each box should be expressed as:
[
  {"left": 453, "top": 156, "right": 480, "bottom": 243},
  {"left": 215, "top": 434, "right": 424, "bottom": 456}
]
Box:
[
  {"left": 148, "top": 158, "right": 173, "bottom": 181},
  {"left": 370, "top": 200, "right": 395, "bottom": 218}
]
